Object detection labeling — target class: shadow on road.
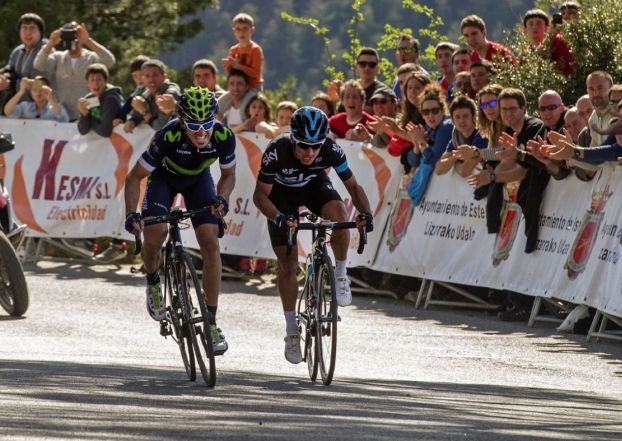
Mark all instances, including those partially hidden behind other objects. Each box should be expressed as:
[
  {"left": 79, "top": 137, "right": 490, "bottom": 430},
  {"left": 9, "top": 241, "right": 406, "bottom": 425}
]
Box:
[{"left": 1, "top": 359, "right": 620, "bottom": 441}]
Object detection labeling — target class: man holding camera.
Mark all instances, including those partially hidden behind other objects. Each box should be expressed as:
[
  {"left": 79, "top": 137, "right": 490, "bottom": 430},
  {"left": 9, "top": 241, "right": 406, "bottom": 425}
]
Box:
[
  {"left": 3, "top": 75, "right": 68, "bottom": 122},
  {"left": 34, "top": 22, "right": 115, "bottom": 121}
]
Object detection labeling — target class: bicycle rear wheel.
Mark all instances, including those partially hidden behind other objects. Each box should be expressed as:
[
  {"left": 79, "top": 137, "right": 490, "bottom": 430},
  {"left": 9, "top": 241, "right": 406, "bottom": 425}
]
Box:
[
  {"left": 165, "top": 260, "right": 195, "bottom": 381},
  {"left": 181, "top": 252, "right": 216, "bottom": 387},
  {"left": 315, "top": 255, "right": 338, "bottom": 385},
  {"left": 297, "top": 276, "right": 318, "bottom": 381}
]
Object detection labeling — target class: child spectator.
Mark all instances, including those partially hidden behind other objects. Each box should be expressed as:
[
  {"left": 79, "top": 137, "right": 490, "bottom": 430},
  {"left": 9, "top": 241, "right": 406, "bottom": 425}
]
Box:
[
  {"left": 3, "top": 76, "right": 68, "bottom": 122},
  {"left": 115, "top": 55, "right": 148, "bottom": 125},
  {"left": 232, "top": 93, "right": 278, "bottom": 138},
  {"left": 275, "top": 100, "right": 298, "bottom": 133},
  {"left": 221, "top": 13, "right": 263, "bottom": 92},
  {"left": 77, "top": 63, "right": 123, "bottom": 137},
  {"left": 522, "top": 9, "right": 573, "bottom": 76}
]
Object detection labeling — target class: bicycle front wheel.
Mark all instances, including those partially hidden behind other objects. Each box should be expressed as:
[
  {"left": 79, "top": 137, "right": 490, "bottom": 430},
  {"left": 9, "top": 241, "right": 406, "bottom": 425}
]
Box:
[
  {"left": 315, "top": 255, "right": 338, "bottom": 385},
  {"left": 181, "top": 253, "right": 216, "bottom": 387},
  {"left": 0, "top": 231, "right": 29, "bottom": 316},
  {"left": 165, "top": 259, "right": 195, "bottom": 381}
]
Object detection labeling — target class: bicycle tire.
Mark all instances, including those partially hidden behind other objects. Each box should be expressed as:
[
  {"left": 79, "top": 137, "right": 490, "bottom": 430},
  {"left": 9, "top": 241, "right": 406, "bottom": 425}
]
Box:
[
  {"left": 181, "top": 252, "right": 216, "bottom": 387},
  {"left": 165, "top": 259, "right": 195, "bottom": 381},
  {"left": 315, "top": 254, "right": 337, "bottom": 385},
  {"left": 296, "top": 269, "right": 318, "bottom": 381},
  {"left": 0, "top": 231, "right": 29, "bottom": 316}
]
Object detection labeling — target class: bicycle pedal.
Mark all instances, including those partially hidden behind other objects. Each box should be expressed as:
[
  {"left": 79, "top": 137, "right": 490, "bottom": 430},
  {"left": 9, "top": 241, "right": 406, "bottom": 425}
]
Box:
[{"left": 160, "top": 321, "right": 172, "bottom": 337}]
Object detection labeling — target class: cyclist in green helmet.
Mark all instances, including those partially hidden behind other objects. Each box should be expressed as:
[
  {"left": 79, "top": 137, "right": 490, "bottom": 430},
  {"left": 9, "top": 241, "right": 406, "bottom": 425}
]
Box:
[{"left": 124, "top": 86, "right": 236, "bottom": 354}]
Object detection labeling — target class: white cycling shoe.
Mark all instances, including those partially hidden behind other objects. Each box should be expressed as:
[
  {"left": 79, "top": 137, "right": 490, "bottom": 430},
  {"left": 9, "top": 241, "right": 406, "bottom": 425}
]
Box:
[
  {"left": 284, "top": 332, "right": 303, "bottom": 364},
  {"left": 336, "top": 275, "right": 352, "bottom": 306}
]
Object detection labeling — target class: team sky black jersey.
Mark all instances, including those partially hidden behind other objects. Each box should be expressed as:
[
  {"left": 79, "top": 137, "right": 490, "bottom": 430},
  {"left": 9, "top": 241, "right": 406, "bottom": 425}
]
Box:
[
  {"left": 139, "top": 118, "right": 236, "bottom": 177},
  {"left": 258, "top": 135, "right": 353, "bottom": 188}
]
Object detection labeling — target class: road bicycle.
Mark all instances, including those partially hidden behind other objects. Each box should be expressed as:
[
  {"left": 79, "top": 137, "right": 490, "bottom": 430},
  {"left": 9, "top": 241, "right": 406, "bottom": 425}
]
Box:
[
  {"left": 289, "top": 212, "right": 367, "bottom": 385},
  {"left": 135, "top": 204, "right": 225, "bottom": 387}
]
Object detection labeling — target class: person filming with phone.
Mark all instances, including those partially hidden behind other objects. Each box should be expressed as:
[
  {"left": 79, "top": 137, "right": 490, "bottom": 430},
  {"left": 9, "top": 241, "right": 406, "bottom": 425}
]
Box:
[
  {"left": 77, "top": 63, "right": 122, "bottom": 137},
  {"left": 3, "top": 75, "right": 68, "bottom": 122}
]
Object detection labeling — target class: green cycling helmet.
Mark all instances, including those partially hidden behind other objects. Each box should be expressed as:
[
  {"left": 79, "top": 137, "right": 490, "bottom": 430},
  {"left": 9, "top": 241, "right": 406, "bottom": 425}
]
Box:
[{"left": 177, "top": 86, "right": 218, "bottom": 122}]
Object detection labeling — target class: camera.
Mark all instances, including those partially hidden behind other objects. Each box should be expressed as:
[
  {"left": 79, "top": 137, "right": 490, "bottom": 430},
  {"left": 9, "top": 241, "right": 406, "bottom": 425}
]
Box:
[
  {"left": 552, "top": 12, "right": 563, "bottom": 27},
  {"left": 60, "top": 22, "right": 78, "bottom": 51}
]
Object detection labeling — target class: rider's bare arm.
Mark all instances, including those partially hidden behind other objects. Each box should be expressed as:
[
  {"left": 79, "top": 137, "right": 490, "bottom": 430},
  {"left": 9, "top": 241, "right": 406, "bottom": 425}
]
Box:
[
  {"left": 216, "top": 164, "right": 236, "bottom": 203},
  {"left": 342, "top": 175, "right": 372, "bottom": 215},
  {"left": 124, "top": 162, "right": 150, "bottom": 215},
  {"left": 253, "top": 180, "right": 280, "bottom": 222}
]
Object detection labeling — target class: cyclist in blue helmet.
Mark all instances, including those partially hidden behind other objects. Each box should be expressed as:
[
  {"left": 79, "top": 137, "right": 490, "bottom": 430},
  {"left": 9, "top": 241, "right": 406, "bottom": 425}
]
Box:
[
  {"left": 253, "top": 105, "right": 373, "bottom": 364},
  {"left": 124, "top": 86, "right": 235, "bottom": 354}
]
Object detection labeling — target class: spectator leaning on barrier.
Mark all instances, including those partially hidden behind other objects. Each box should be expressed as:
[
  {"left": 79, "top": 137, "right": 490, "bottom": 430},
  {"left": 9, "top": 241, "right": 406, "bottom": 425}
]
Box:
[
  {"left": 586, "top": 71, "right": 614, "bottom": 147},
  {"left": 563, "top": 107, "right": 585, "bottom": 143},
  {"left": 328, "top": 79, "right": 376, "bottom": 142},
  {"left": 124, "top": 59, "right": 181, "bottom": 133},
  {"left": 77, "top": 63, "right": 122, "bottom": 137},
  {"left": 232, "top": 93, "right": 278, "bottom": 138},
  {"left": 364, "top": 88, "right": 399, "bottom": 149},
  {"left": 527, "top": 90, "right": 571, "bottom": 180},
  {"left": 192, "top": 59, "right": 225, "bottom": 99},
  {"left": 115, "top": 55, "right": 148, "bottom": 126},
  {"left": 3, "top": 75, "right": 68, "bottom": 122},
  {"left": 476, "top": 83, "right": 504, "bottom": 147},
  {"left": 435, "top": 95, "right": 487, "bottom": 177},
  {"left": 0, "top": 13, "right": 48, "bottom": 109},
  {"left": 34, "top": 21, "right": 116, "bottom": 121}
]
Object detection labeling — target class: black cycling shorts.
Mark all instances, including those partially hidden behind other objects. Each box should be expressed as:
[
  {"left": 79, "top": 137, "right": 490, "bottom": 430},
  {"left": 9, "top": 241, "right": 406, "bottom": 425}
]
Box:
[
  {"left": 141, "top": 170, "right": 219, "bottom": 228},
  {"left": 267, "top": 174, "right": 342, "bottom": 247}
]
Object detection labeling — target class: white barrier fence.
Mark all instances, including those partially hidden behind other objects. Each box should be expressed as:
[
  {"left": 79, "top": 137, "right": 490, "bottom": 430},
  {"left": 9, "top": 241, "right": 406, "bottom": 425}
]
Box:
[{"left": 1, "top": 119, "right": 621, "bottom": 320}]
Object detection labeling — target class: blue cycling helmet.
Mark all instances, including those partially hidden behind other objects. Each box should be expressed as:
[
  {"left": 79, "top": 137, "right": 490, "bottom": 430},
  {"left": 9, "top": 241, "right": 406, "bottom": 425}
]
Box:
[
  {"left": 177, "top": 86, "right": 218, "bottom": 123},
  {"left": 290, "top": 106, "right": 329, "bottom": 145}
]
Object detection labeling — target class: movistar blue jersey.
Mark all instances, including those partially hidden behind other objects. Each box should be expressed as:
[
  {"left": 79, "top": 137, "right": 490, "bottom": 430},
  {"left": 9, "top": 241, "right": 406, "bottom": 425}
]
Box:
[
  {"left": 138, "top": 118, "right": 236, "bottom": 176},
  {"left": 258, "top": 135, "right": 353, "bottom": 188}
]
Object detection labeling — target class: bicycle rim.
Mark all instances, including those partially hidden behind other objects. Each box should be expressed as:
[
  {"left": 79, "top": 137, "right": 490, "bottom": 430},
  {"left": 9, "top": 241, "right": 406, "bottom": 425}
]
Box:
[
  {"left": 166, "top": 261, "right": 195, "bottom": 381},
  {"left": 316, "top": 255, "right": 337, "bottom": 385},
  {"left": 297, "top": 278, "right": 317, "bottom": 381},
  {"left": 182, "top": 253, "right": 216, "bottom": 387}
]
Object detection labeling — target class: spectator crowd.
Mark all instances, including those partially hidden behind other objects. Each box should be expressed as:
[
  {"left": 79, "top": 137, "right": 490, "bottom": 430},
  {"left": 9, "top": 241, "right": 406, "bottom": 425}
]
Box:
[{"left": 1, "top": 3, "right": 620, "bottom": 328}]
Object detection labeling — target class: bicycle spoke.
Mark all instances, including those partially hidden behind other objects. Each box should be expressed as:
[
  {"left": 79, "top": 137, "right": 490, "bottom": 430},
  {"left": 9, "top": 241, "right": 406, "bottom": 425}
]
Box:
[{"left": 316, "top": 256, "right": 338, "bottom": 385}]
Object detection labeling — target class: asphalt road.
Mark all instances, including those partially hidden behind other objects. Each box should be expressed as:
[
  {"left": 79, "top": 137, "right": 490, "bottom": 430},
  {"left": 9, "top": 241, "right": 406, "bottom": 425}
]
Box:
[{"left": 1, "top": 261, "right": 621, "bottom": 440}]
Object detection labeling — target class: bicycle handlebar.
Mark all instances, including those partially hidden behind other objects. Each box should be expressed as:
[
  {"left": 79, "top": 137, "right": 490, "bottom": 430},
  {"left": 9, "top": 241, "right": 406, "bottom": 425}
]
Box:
[
  {"left": 286, "top": 212, "right": 368, "bottom": 255},
  {"left": 134, "top": 204, "right": 226, "bottom": 255}
]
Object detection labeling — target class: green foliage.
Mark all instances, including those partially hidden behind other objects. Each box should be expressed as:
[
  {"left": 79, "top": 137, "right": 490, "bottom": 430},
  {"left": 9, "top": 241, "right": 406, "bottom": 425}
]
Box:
[
  {"left": 0, "top": 0, "right": 217, "bottom": 94},
  {"left": 280, "top": 0, "right": 446, "bottom": 86},
  {"left": 493, "top": 0, "right": 622, "bottom": 112},
  {"left": 263, "top": 76, "right": 302, "bottom": 111}
]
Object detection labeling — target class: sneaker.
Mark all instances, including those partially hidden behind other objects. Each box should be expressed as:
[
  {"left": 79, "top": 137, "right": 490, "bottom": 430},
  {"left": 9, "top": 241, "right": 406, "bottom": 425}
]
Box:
[
  {"left": 336, "top": 275, "right": 352, "bottom": 306},
  {"left": 95, "top": 243, "right": 127, "bottom": 263},
  {"left": 146, "top": 283, "right": 166, "bottom": 321},
  {"left": 284, "top": 332, "right": 303, "bottom": 364},
  {"left": 209, "top": 325, "right": 229, "bottom": 355}
]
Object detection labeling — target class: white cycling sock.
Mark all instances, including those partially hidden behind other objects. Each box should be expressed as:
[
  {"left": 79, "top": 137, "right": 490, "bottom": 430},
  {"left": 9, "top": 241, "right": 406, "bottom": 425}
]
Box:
[
  {"left": 284, "top": 310, "right": 298, "bottom": 334},
  {"left": 335, "top": 259, "right": 347, "bottom": 277}
]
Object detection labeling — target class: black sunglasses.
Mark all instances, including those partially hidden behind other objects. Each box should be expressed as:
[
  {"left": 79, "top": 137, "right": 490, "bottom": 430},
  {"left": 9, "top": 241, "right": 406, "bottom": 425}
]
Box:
[
  {"left": 357, "top": 61, "right": 378, "bottom": 68},
  {"left": 538, "top": 104, "right": 560, "bottom": 112},
  {"left": 421, "top": 107, "right": 441, "bottom": 116}
]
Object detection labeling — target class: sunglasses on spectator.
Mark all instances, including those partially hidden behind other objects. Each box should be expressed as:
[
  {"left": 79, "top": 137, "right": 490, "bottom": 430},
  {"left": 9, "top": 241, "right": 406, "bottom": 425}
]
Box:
[
  {"left": 538, "top": 104, "right": 561, "bottom": 112},
  {"left": 480, "top": 100, "right": 497, "bottom": 110},
  {"left": 357, "top": 61, "right": 378, "bottom": 68},
  {"left": 421, "top": 107, "right": 441, "bottom": 116},
  {"left": 185, "top": 119, "right": 215, "bottom": 132},
  {"left": 397, "top": 47, "right": 416, "bottom": 53}
]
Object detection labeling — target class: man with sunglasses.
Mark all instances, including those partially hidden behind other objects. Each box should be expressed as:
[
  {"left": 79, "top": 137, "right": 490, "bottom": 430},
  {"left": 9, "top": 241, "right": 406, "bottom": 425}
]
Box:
[
  {"left": 391, "top": 35, "right": 430, "bottom": 101},
  {"left": 124, "top": 87, "right": 235, "bottom": 354},
  {"left": 354, "top": 47, "right": 391, "bottom": 113},
  {"left": 253, "top": 106, "right": 373, "bottom": 364}
]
